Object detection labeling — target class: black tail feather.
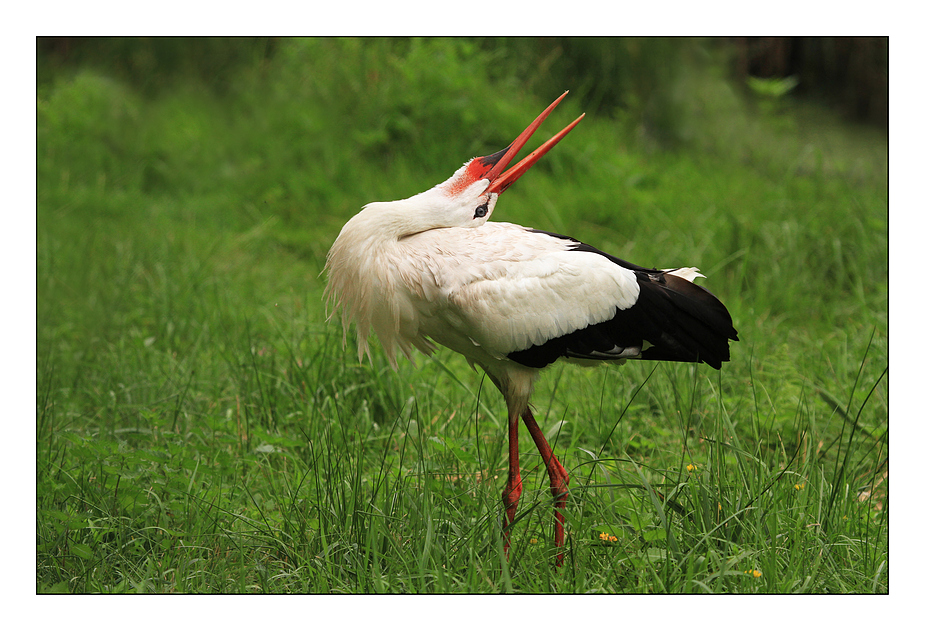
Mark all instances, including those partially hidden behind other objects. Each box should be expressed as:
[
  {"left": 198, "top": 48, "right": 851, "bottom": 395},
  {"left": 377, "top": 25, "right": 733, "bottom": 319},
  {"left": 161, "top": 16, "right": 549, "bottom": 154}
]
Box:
[{"left": 631, "top": 271, "right": 738, "bottom": 369}]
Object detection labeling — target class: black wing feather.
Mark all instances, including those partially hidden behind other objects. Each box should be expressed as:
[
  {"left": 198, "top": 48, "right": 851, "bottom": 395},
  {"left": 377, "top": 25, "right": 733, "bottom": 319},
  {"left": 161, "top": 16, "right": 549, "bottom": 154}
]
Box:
[{"left": 507, "top": 230, "right": 739, "bottom": 370}]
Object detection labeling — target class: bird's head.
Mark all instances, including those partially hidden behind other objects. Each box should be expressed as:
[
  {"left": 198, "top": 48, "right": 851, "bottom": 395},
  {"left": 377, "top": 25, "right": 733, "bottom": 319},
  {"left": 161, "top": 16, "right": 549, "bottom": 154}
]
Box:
[
  {"left": 431, "top": 91, "right": 584, "bottom": 228},
  {"left": 326, "top": 93, "right": 583, "bottom": 362},
  {"left": 357, "top": 92, "right": 584, "bottom": 238}
]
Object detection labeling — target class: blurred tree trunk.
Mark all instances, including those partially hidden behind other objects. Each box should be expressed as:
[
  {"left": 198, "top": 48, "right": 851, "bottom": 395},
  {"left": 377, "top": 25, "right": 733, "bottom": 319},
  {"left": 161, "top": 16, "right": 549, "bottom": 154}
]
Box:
[{"left": 733, "top": 37, "right": 887, "bottom": 126}]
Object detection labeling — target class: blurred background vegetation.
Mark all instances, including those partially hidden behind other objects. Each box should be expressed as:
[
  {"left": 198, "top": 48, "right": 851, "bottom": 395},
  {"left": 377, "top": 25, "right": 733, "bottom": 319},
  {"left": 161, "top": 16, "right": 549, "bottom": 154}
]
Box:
[
  {"left": 38, "top": 36, "right": 887, "bottom": 126},
  {"left": 36, "top": 36, "right": 887, "bottom": 248},
  {"left": 37, "top": 38, "right": 886, "bottom": 177}
]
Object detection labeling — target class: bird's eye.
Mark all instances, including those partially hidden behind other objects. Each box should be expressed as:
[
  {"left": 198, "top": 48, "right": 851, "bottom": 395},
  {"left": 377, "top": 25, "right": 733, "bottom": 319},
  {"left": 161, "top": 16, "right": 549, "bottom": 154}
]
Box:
[{"left": 474, "top": 204, "right": 489, "bottom": 219}]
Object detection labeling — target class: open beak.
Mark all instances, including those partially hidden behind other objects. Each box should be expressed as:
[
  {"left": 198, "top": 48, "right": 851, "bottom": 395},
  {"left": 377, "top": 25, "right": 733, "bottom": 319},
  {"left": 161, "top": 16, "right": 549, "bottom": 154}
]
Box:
[{"left": 477, "top": 92, "right": 585, "bottom": 196}]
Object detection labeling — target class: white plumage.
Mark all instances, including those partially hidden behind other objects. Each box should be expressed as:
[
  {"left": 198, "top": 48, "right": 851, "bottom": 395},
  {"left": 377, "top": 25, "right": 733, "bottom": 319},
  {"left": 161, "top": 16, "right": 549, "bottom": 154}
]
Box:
[
  {"left": 329, "top": 220, "right": 643, "bottom": 363},
  {"left": 325, "top": 93, "right": 737, "bottom": 566}
]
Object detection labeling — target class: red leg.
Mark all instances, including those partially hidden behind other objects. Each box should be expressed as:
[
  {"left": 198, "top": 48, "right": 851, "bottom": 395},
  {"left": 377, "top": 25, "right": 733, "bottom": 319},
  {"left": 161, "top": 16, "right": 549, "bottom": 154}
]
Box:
[
  {"left": 501, "top": 408, "right": 522, "bottom": 558},
  {"left": 522, "top": 407, "right": 570, "bottom": 566}
]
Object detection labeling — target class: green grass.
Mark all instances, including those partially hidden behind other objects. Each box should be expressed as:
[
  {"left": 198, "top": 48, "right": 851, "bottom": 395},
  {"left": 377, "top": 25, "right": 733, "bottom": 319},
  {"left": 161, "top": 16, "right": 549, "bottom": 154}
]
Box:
[{"left": 37, "top": 38, "right": 887, "bottom": 593}]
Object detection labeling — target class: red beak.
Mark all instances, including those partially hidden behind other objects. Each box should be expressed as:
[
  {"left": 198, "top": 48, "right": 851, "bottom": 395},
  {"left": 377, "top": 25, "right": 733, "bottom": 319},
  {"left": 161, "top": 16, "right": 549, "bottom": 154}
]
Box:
[{"left": 474, "top": 92, "right": 584, "bottom": 196}]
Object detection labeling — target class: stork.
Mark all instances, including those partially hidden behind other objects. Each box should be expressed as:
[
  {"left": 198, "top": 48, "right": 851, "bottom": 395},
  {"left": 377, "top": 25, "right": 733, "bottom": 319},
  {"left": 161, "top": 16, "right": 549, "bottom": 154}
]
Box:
[{"left": 325, "top": 92, "right": 738, "bottom": 566}]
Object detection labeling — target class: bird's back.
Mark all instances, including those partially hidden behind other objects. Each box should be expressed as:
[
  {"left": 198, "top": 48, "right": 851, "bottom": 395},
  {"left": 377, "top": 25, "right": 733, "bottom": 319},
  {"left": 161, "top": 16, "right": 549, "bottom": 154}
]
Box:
[{"left": 397, "top": 223, "right": 737, "bottom": 371}]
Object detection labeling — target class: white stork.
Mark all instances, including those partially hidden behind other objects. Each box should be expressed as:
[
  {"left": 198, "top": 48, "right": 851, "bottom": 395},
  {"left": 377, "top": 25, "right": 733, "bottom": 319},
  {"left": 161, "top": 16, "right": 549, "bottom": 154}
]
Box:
[{"left": 325, "top": 92, "right": 738, "bottom": 566}]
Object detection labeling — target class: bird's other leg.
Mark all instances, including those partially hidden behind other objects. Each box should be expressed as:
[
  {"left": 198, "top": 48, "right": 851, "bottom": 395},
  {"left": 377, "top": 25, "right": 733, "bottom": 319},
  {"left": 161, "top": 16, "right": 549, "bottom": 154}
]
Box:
[
  {"left": 522, "top": 407, "right": 570, "bottom": 566},
  {"left": 501, "top": 405, "right": 522, "bottom": 558}
]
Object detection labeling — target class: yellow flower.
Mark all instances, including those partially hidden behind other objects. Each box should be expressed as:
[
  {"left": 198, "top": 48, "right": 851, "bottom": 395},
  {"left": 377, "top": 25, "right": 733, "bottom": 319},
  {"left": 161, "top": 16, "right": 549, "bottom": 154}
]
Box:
[
  {"left": 745, "top": 569, "right": 762, "bottom": 578},
  {"left": 794, "top": 483, "right": 805, "bottom": 491},
  {"left": 530, "top": 538, "right": 538, "bottom": 544},
  {"left": 599, "top": 532, "right": 609, "bottom": 541},
  {"left": 686, "top": 464, "right": 697, "bottom": 473}
]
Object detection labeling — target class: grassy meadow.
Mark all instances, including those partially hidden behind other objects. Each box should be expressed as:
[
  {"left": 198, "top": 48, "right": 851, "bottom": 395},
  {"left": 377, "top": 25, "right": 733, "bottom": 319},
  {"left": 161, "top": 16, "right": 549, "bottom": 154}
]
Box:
[{"left": 37, "top": 38, "right": 887, "bottom": 593}]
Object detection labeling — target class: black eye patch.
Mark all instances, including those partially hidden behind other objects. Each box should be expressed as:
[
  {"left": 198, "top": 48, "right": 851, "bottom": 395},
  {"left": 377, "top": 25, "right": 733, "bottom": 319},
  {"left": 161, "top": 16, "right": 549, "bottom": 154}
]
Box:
[{"left": 474, "top": 204, "right": 489, "bottom": 218}]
